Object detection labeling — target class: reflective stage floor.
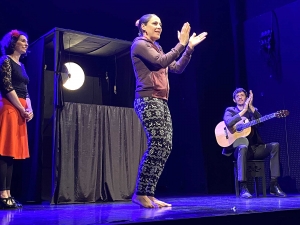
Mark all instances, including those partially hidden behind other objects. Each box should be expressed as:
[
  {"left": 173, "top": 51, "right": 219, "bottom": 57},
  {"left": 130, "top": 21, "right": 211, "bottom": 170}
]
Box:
[{"left": 1, "top": 194, "right": 300, "bottom": 225}]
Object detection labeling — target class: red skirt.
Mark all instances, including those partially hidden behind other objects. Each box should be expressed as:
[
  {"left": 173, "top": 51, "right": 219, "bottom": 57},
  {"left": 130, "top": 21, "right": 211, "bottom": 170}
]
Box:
[{"left": 0, "top": 97, "right": 30, "bottom": 159}]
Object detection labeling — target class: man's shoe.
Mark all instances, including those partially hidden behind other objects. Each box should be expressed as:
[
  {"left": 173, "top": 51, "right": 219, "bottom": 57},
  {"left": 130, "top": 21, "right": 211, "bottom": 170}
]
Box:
[
  {"left": 240, "top": 184, "right": 252, "bottom": 199},
  {"left": 270, "top": 183, "right": 287, "bottom": 197}
]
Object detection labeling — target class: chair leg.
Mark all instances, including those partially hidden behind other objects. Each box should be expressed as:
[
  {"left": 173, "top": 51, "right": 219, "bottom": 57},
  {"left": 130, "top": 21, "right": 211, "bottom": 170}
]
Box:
[
  {"left": 234, "top": 166, "right": 239, "bottom": 197},
  {"left": 262, "top": 176, "right": 266, "bottom": 197},
  {"left": 235, "top": 176, "right": 239, "bottom": 197},
  {"left": 254, "top": 177, "right": 258, "bottom": 197}
]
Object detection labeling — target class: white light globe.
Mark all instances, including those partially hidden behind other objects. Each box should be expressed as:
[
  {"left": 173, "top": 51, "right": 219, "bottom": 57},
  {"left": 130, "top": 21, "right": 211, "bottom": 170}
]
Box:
[{"left": 63, "top": 62, "right": 85, "bottom": 90}]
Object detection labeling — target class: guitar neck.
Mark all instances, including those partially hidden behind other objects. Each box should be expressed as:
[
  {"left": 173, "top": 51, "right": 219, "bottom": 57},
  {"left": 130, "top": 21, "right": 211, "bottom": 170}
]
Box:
[{"left": 242, "top": 113, "right": 276, "bottom": 129}]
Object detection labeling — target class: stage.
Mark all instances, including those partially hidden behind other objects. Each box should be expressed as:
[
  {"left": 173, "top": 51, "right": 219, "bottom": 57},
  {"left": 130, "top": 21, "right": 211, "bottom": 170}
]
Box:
[{"left": 1, "top": 194, "right": 300, "bottom": 224}]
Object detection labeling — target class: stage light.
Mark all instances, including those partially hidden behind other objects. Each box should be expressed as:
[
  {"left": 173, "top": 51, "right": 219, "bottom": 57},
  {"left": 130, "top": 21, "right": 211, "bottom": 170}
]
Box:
[{"left": 63, "top": 62, "right": 85, "bottom": 90}]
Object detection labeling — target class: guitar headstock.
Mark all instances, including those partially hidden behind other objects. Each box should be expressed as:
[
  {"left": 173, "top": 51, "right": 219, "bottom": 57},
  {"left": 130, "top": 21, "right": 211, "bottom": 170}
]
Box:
[{"left": 275, "top": 110, "right": 289, "bottom": 118}]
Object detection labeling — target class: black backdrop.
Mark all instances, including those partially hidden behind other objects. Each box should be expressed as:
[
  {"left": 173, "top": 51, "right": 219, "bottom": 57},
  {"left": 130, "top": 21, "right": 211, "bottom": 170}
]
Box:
[{"left": 243, "top": 0, "right": 300, "bottom": 192}]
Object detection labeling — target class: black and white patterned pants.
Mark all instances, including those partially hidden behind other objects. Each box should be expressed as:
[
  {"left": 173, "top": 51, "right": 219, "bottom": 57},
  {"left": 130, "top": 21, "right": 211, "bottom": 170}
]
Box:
[{"left": 134, "top": 97, "right": 172, "bottom": 196}]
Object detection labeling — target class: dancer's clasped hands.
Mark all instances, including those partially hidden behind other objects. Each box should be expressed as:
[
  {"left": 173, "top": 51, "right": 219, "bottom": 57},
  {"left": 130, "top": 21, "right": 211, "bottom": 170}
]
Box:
[{"left": 177, "top": 22, "right": 208, "bottom": 49}]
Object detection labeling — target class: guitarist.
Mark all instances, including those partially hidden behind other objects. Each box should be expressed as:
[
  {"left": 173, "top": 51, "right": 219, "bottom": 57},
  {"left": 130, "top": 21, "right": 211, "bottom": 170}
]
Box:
[{"left": 222, "top": 88, "right": 286, "bottom": 198}]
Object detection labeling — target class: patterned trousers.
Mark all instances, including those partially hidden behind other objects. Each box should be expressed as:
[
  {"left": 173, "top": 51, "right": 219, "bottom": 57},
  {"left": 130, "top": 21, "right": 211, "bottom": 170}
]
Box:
[{"left": 134, "top": 97, "right": 172, "bottom": 196}]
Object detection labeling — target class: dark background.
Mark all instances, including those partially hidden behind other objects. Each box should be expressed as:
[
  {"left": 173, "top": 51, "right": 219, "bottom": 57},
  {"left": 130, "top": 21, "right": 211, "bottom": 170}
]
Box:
[{"left": 0, "top": 0, "right": 299, "bottom": 200}]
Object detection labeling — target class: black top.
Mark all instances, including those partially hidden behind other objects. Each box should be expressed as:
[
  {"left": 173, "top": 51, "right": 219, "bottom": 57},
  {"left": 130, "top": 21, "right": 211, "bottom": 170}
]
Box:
[{"left": 0, "top": 56, "right": 29, "bottom": 99}]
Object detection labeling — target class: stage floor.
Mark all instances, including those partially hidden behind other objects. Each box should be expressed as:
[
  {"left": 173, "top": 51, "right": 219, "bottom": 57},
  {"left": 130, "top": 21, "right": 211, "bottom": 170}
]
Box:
[{"left": 1, "top": 194, "right": 300, "bottom": 224}]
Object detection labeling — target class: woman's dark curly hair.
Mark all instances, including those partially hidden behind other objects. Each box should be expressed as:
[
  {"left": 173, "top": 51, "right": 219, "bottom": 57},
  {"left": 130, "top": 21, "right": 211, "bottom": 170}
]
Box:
[{"left": 0, "top": 29, "right": 28, "bottom": 55}]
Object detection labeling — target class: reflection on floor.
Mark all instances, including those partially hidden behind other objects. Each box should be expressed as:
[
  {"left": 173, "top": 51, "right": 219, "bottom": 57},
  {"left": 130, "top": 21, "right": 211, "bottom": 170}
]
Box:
[{"left": 1, "top": 194, "right": 300, "bottom": 225}]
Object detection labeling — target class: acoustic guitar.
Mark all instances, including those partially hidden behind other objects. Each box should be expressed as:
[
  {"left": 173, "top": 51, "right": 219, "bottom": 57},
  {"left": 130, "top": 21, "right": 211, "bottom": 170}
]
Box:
[{"left": 215, "top": 110, "right": 289, "bottom": 147}]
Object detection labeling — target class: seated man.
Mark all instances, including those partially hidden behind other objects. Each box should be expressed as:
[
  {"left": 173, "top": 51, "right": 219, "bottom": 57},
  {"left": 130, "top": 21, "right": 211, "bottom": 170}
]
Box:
[{"left": 222, "top": 88, "right": 286, "bottom": 198}]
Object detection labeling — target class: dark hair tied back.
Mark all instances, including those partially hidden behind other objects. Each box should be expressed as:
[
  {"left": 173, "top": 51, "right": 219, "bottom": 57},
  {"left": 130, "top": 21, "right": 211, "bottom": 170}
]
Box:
[{"left": 135, "top": 14, "right": 156, "bottom": 36}]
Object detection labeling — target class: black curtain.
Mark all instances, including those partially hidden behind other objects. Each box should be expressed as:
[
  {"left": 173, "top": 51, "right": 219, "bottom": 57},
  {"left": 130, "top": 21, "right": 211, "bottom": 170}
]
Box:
[
  {"left": 54, "top": 102, "right": 147, "bottom": 203},
  {"left": 243, "top": 0, "right": 300, "bottom": 193},
  {"left": 196, "top": 0, "right": 236, "bottom": 194},
  {"left": 229, "top": 0, "right": 248, "bottom": 88}
]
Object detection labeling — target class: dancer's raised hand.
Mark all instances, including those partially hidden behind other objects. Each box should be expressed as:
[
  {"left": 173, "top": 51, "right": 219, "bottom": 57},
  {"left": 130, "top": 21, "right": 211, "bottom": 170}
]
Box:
[
  {"left": 188, "top": 32, "right": 208, "bottom": 49},
  {"left": 177, "top": 22, "right": 191, "bottom": 46}
]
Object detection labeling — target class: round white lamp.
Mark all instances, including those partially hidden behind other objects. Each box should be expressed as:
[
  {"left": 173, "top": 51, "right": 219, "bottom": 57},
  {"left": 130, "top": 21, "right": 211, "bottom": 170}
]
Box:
[{"left": 63, "top": 62, "right": 85, "bottom": 90}]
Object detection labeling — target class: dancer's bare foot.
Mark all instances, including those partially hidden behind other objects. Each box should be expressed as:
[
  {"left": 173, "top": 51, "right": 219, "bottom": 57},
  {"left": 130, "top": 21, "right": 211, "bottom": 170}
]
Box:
[
  {"left": 132, "top": 194, "right": 155, "bottom": 208},
  {"left": 148, "top": 196, "right": 172, "bottom": 207}
]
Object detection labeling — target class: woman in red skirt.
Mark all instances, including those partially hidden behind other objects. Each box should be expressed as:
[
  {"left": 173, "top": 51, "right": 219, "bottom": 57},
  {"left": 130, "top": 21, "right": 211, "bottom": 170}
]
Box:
[{"left": 0, "top": 30, "right": 33, "bottom": 209}]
